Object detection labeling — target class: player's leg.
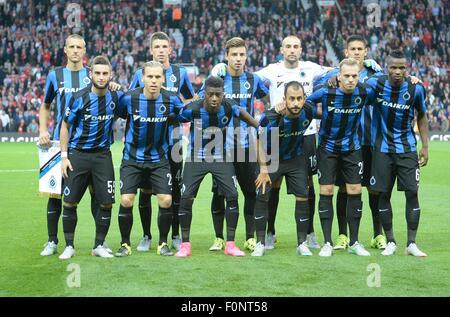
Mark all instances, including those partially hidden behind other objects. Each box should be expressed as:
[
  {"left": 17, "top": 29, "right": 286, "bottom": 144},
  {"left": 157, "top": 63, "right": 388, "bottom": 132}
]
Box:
[
  {"left": 342, "top": 150, "right": 369, "bottom": 256},
  {"left": 370, "top": 151, "right": 397, "bottom": 256},
  {"left": 303, "top": 134, "right": 320, "bottom": 249},
  {"left": 176, "top": 161, "right": 206, "bottom": 257},
  {"left": 41, "top": 196, "right": 62, "bottom": 256},
  {"left": 235, "top": 161, "right": 257, "bottom": 250},
  {"left": 151, "top": 160, "right": 174, "bottom": 256},
  {"left": 115, "top": 161, "right": 142, "bottom": 257},
  {"left": 396, "top": 152, "right": 427, "bottom": 257},
  {"left": 284, "top": 155, "right": 312, "bottom": 256},
  {"left": 334, "top": 169, "right": 349, "bottom": 250},
  {"left": 137, "top": 189, "right": 152, "bottom": 249},
  {"left": 169, "top": 156, "right": 183, "bottom": 250},
  {"left": 266, "top": 176, "right": 282, "bottom": 248},
  {"left": 59, "top": 150, "right": 90, "bottom": 260},
  {"left": 209, "top": 178, "right": 226, "bottom": 250},
  {"left": 212, "top": 162, "right": 245, "bottom": 256},
  {"left": 362, "top": 146, "right": 385, "bottom": 249},
  {"left": 317, "top": 148, "right": 338, "bottom": 257},
  {"left": 90, "top": 149, "right": 115, "bottom": 258}
]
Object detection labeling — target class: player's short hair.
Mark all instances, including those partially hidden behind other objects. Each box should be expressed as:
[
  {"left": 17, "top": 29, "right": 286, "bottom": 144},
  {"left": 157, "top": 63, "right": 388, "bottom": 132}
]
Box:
[
  {"left": 225, "top": 37, "right": 246, "bottom": 52},
  {"left": 90, "top": 55, "right": 111, "bottom": 69},
  {"left": 346, "top": 35, "right": 367, "bottom": 47},
  {"left": 65, "top": 34, "right": 86, "bottom": 47},
  {"left": 281, "top": 35, "right": 301, "bottom": 47},
  {"left": 142, "top": 61, "right": 164, "bottom": 75},
  {"left": 150, "top": 32, "right": 170, "bottom": 47},
  {"left": 388, "top": 49, "right": 406, "bottom": 59},
  {"left": 284, "top": 81, "right": 305, "bottom": 97},
  {"left": 205, "top": 76, "right": 224, "bottom": 90},
  {"left": 339, "top": 58, "right": 359, "bottom": 70}
]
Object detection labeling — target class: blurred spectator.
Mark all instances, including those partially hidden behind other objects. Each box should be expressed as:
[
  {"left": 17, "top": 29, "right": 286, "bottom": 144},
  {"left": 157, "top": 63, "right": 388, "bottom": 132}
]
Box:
[{"left": 27, "top": 118, "right": 39, "bottom": 133}]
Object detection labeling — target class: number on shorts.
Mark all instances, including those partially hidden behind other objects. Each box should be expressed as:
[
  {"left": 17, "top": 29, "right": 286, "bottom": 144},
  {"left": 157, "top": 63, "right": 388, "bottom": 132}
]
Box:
[
  {"left": 415, "top": 169, "right": 420, "bottom": 182},
  {"left": 167, "top": 173, "right": 173, "bottom": 186},
  {"left": 107, "top": 180, "right": 115, "bottom": 194},
  {"left": 175, "top": 169, "right": 182, "bottom": 182},
  {"left": 309, "top": 155, "right": 317, "bottom": 169},
  {"left": 358, "top": 162, "right": 363, "bottom": 175}
]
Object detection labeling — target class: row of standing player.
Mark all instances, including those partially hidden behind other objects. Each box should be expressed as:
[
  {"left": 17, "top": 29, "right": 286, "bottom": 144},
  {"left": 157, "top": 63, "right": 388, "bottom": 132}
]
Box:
[{"left": 38, "top": 32, "right": 428, "bottom": 259}]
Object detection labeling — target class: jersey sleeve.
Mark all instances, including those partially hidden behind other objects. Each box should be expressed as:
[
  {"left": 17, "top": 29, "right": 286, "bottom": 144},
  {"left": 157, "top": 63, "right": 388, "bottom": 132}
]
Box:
[
  {"left": 231, "top": 103, "right": 241, "bottom": 118},
  {"left": 306, "top": 85, "right": 325, "bottom": 105},
  {"left": 179, "top": 68, "right": 195, "bottom": 99},
  {"left": 170, "top": 95, "right": 186, "bottom": 115},
  {"left": 43, "top": 71, "right": 57, "bottom": 104},
  {"left": 64, "top": 96, "right": 81, "bottom": 125},
  {"left": 303, "top": 101, "right": 317, "bottom": 119},
  {"left": 309, "top": 62, "right": 330, "bottom": 80},
  {"left": 115, "top": 92, "right": 129, "bottom": 119},
  {"left": 129, "top": 69, "right": 142, "bottom": 90},
  {"left": 414, "top": 84, "right": 427, "bottom": 113},
  {"left": 255, "top": 64, "right": 272, "bottom": 85},
  {"left": 196, "top": 82, "right": 206, "bottom": 99},
  {"left": 313, "top": 67, "right": 339, "bottom": 87},
  {"left": 254, "top": 74, "right": 269, "bottom": 99},
  {"left": 177, "top": 107, "right": 193, "bottom": 123}
]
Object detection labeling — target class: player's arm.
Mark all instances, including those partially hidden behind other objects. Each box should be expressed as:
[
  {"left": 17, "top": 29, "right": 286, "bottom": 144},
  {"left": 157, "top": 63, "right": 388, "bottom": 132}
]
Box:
[
  {"left": 179, "top": 69, "right": 198, "bottom": 103},
  {"left": 238, "top": 108, "right": 259, "bottom": 128},
  {"left": 415, "top": 85, "right": 429, "bottom": 167},
  {"left": 39, "top": 71, "right": 57, "bottom": 145},
  {"left": 60, "top": 120, "right": 72, "bottom": 178},
  {"left": 254, "top": 113, "right": 273, "bottom": 194}
]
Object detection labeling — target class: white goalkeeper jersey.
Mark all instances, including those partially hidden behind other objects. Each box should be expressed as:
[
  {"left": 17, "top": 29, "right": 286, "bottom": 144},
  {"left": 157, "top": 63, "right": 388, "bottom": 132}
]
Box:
[{"left": 255, "top": 61, "right": 328, "bottom": 135}]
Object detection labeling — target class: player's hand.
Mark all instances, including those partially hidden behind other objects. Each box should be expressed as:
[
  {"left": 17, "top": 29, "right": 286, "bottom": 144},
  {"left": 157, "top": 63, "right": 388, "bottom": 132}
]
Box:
[
  {"left": 275, "top": 98, "right": 287, "bottom": 115},
  {"left": 409, "top": 76, "right": 423, "bottom": 84},
  {"left": 327, "top": 76, "right": 339, "bottom": 88},
  {"left": 109, "top": 81, "right": 121, "bottom": 91},
  {"left": 255, "top": 172, "right": 271, "bottom": 195},
  {"left": 211, "top": 63, "right": 227, "bottom": 78},
  {"left": 419, "top": 147, "right": 428, "bottom": 167},
  {"left": 62, "top": 158, "right": 73, "bottom": 178},
  {"left": 38, "top": 131, "right": 51, "bottom": 146},
  {"left": 363, "top": 59, "right": 382, "bottom": 72}
]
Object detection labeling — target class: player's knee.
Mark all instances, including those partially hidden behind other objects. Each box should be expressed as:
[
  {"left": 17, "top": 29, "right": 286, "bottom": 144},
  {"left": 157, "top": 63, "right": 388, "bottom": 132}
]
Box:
[
  {"left": 295, "top": 196, "right": 308, "bottom": 202},
  {"left": 320, "top": 185, "right": 333, "bottom": 196},
  {"left": 225, "top": 197, "right": 239, "bottom": 213},
  {"left": 158, "top": 195, "right": 172, "bottom": 209},
  {"left": 180, "top": 198, "right": 194, "bottom": 213},
  {"left": 63, "top": 202, "right": 78, "bottom": 208},
  {"left": 405, "top": 190, "right": 418, "bottom": 203},
  {"left": 121, "top": 195, "right": 135, "bottom": 208},
  {"left": 346, "top": 183, "right": 361, "bottom": 195}
]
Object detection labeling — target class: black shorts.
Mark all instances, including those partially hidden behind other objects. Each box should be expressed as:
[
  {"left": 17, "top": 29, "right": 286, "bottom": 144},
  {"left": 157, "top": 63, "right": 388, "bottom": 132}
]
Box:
[
  {"left": 335, "top": 145, "right": 372, "bottom": 187},
  {"left": 317, "top": 147, "right": 362, "bottom": 185},
  {"left": 120, "top": 159, "right": 172, "bottom": 195},
  {"left": 370, "top": 151, "right": 420, "bottom": 192},
  {"left": 181, "top": 161, "right": 238, "bottom": 199},
  {"left": 303, "top": 134, "right": 318, "bottom": 176},
  {"left": 212, "top": 161, "right": 257, "bottom": 195},
  {"left": 256, "top": 155, "right": 309, "bottom": 198},
  {"left": 63, "top": 148, "right": 115, "bottom": 205}
]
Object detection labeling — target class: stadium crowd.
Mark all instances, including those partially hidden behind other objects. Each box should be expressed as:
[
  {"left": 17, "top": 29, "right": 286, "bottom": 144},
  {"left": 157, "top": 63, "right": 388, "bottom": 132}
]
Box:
[{"left": 0, "top": 0, "right": 448, "bottom": 133}]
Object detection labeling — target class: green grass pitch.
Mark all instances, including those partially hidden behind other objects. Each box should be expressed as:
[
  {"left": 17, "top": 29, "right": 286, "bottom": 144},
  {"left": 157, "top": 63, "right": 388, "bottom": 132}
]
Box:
[{"left": 0, "top": 142, "right": 449, "bottom": 296}]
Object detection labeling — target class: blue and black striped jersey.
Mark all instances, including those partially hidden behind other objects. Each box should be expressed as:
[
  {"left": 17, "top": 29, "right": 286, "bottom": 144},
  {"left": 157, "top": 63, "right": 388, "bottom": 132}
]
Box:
[
  {"left": 198, "top": 72, "right": 268, "bottom": 150},
  {"left": 177, "top": 98, "right": 241, "bottom": 161},
  {"left": 258, "top": 105, "right": 316, "bottom": 161},
  {"left": 64, "top": 87, "right": 122, "bottom": 150},
  {"left": 43, "top": 67, "right": 91, "bottom": 140},
  {"left": 365, "top": 75, "right": 427, "bottom": 154},
  {"left": 314, "top": 66, "right": 383, "bottom": 146},
  {"left": 307, "top": 83, "right": 375, "bottom": 153},
  {"left": 119, "top": 88, "right": 185, "bottom": 163}
]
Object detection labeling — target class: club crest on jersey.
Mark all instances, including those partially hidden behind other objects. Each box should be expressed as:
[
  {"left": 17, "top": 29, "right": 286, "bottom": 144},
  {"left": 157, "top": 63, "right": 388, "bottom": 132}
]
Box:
[
  {"left": 65, "top": 107, "right": 71, "bottom": 117},
  {"left": 403, "top": 92, "right": 411, "bottom": 101},
  {"left": 221, "top": 116, "right": 229, "bottom": 125},
  {"left": 354, "top": 96, "right": 362, "bottom": 105},
  {"left": 109, "top": 101, "right": 116, "bottom": 110},
  {"left": 159, "top": 105, "right": 167, "bottom": 113},
  {"left": 83, "top": 77, "right": 91, "bottom": 85},
  {"left": 244, "top": 81, "right": 251, "bottom": 90},
  {"left": 302, "top": 120, "right": 310, "bottom": 127},
  {"left": 64, "top": 186, "right": 70, "bottom": 196},
  {"left": 48, "top": 176, "right": 57, "bottom": 189},
  {"left": 299, "top": 71, "right": 306, "bottom": 77},
  {"left": 170, "top": 74, "right": 177, "bottom": 83}
]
